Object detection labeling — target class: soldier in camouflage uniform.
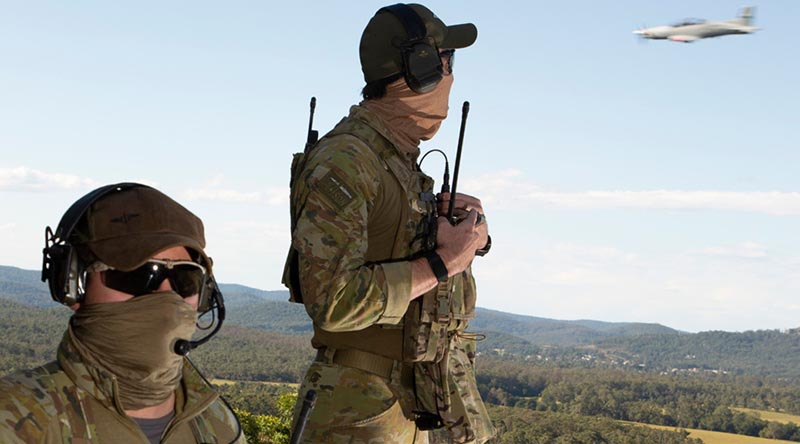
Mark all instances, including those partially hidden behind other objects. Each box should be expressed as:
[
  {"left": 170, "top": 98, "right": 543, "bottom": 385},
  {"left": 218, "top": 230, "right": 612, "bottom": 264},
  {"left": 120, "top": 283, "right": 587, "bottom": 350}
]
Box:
[
  {"left": 0, "top": 184, "right": 245, "bottom": 444},
  {"left": 284, "top": 4, "right": 494, "bottom": 443}
]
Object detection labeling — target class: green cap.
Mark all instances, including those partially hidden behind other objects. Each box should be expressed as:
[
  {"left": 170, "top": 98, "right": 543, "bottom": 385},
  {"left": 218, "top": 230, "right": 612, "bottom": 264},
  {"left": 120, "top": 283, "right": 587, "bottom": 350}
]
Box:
[
  {"left": 74, "top": 185, "right": 209, "bottom": 272},
  {"left": 360, "top": 3, "right": 478, "bottom": 83}
]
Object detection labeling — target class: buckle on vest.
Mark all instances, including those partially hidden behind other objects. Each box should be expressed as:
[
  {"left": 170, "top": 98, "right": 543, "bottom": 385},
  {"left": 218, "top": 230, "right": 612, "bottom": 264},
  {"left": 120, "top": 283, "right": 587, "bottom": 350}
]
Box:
[
  {"left": 436, "top": 282, "right": 450, "bottom": 323},
  {"left": 414, "top": 411, "right": 444, "bottom": 430}
]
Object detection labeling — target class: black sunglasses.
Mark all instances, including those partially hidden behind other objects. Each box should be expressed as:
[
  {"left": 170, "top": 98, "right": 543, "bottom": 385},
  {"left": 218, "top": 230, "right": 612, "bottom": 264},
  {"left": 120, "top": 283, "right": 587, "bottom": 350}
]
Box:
[
  {"left": 103, "top": 259, "right": 207, "bottom": 298},
  {"left": 440, "top": 49, "right": 455, "bottom": 75}
]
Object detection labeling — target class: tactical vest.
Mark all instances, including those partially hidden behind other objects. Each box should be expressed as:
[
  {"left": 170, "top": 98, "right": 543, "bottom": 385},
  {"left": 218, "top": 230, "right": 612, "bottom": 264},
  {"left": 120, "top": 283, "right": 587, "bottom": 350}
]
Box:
[{"left": 283, "top": 112, "right": 477, "bottom": 363}]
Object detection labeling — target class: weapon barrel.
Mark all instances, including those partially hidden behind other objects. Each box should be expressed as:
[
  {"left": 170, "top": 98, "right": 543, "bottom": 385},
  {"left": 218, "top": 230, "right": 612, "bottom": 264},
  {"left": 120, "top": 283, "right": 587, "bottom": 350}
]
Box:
[
  {"left": 305, "top": 97, "right": 318, "bottom": 151},
  {"left": 448, "top": 101, "right": 470, "bottom": 222}
]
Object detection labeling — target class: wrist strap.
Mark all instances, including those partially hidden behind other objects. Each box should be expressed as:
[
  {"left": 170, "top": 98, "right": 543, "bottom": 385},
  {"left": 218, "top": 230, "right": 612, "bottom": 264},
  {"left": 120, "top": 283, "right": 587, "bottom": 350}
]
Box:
[
  {"left": 476, "top": 234, "right": 492, "bottom": 257},
  {"left": 425, "top": 251, "right": 449, "bottom": 282}
]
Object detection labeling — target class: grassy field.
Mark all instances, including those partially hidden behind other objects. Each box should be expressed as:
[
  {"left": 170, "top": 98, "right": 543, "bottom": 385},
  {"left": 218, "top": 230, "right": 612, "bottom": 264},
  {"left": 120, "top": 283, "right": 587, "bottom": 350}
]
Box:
[
  {"left": 211, "top": 378, "right": 299, "bottom": 388},
  {"left": 628, "top": 422, "right": 795, "bottom": 444},
  {"left": 733, "top": 408, "right": 800, "bottom": 425}
]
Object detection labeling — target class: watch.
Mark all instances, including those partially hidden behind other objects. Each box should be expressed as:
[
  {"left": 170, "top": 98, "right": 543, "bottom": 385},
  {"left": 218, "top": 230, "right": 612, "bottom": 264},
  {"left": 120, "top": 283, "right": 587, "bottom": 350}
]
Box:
[{"left": 425, "top": 251, "right": 449, "bottom": 282}]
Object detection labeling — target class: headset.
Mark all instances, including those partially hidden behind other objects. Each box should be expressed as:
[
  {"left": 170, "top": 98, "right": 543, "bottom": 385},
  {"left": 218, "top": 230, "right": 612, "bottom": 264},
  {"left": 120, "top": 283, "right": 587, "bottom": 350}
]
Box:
[
  {"left": 41, "top": 182, "right": 226, "bottom": 355},
  {"left": 380, "top": 3, "right": 444, "bottom": 94}
]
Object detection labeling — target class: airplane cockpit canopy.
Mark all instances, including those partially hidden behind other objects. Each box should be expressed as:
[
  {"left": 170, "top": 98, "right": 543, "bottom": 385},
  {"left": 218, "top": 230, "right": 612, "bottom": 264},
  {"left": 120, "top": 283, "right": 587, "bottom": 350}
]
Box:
[{"left": 671, "top": 18, "right": 706, "bottom": 27}]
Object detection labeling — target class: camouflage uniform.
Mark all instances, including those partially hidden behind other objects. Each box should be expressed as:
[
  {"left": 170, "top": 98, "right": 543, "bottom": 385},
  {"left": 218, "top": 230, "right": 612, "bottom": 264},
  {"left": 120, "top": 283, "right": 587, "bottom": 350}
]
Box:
[
  {"left": 286, "top": 105, "right": 493, "bottom": 443},
  {"left": 0, "top": 331, "right": 245, "bottom": 444}
]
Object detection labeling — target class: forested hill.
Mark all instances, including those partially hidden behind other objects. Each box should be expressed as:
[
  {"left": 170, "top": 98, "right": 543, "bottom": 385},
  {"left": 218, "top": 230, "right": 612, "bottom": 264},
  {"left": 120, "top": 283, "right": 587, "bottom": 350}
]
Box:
[
  {"left": 0, "top": 265, "right": 680, "bottom": 344},
  {"left": 468, "top": 307, "right": 680, "bottom": 346},
  {"left": 4, "top": 264, "right": 800, "bottom": 379}
]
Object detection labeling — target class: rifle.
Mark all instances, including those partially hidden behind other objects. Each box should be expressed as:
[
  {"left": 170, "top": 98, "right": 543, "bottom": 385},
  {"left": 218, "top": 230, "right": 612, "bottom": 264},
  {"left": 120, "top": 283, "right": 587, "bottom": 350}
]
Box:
[
  {"left": 305, "top": 97, "right": 319, "bottom": 153},
  {"left": 285, "top": 97, "right": 319, "bottom": 305},
  {"left": 289, "top": 390, "right": 317, "bottom": 444}
]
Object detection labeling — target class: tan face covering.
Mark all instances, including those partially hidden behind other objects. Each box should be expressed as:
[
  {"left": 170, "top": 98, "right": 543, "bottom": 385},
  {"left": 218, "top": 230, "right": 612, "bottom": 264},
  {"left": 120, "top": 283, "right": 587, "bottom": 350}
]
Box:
[
  {"left": 362, "top": 74, "right": 454, "bottom": 158},
  {"left": 69, "top": 291, "right": 197, "bottom": 410}
]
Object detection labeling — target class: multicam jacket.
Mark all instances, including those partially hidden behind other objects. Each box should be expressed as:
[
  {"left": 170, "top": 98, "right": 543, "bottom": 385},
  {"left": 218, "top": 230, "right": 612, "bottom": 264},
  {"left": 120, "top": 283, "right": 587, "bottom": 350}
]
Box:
[
  {"left": 285, "top": 104, "right": 494, "bottom": 443},
  {"left": 287, "top": 105, "right": 471, "bottom": 354},
  {"left": 0, "top": 332, "right": 245, "bottom": 444}
]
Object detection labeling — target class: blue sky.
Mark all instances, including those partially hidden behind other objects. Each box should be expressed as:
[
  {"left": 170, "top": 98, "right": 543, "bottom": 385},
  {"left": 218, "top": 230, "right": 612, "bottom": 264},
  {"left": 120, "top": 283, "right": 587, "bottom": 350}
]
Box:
[{"left": 2, "top": 1, "right": 798, "bottom": 333}]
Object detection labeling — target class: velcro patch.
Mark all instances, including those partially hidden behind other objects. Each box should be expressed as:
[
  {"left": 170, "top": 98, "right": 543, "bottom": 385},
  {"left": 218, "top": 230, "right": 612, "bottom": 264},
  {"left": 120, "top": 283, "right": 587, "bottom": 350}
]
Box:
[{"left": 317, "top": 170, "right": 355, "bottom": 210}]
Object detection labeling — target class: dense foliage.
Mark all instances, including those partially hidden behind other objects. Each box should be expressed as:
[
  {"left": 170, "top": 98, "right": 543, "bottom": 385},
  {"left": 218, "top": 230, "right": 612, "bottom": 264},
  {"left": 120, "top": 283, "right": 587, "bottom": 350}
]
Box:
[
  {"left": 595, "top": 329, "right": 800, "bottom": 380},
  {"left": 217, "top": 382, "right": 297, "bottom": 416},
  {"left": 190, "top": 325, "right": 314, "bottom": 382},
  {"left": 477, "top": 357, "right": 800, "bottom": 441},
  {"left": 0, "top": 300, "right": 67, "bottom": 373},
  {"left": 486, "top": 405, "right": 702, "bottom": 444},
  {"left": 4, "top": 270, "right": 800, "bottom": 442},
  {"left": 234, "top": 392, "right": 295, "bottom": 444}
]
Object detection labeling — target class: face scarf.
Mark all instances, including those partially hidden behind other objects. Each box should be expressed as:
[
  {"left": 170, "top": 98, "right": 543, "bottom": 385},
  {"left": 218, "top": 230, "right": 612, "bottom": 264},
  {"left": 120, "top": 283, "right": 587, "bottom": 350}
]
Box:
[
  {"left": 69, "top": 291, "right": 197, "bottom": 411},
  {"left": 361, "top": 73, "right": 454, "bottom": 158}
]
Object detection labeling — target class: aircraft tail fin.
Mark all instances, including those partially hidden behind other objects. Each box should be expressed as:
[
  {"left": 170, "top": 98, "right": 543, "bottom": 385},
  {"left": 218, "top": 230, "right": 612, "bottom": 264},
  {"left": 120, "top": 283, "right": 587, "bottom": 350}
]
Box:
[{"left": 733, "top": 6, "right": 755, "bottom": 26}]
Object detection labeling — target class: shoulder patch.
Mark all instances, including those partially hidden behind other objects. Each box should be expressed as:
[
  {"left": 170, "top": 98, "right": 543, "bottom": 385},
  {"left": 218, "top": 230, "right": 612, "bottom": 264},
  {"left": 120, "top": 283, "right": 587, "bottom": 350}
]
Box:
[{"left": 317, "top": 170, "right": 355, "bottom": 210}]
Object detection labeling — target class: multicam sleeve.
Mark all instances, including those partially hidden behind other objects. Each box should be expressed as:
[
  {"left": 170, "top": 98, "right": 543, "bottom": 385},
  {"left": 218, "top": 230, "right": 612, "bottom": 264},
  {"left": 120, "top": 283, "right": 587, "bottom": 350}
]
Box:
[
  {"left": 293, "top": 137, "right": 412, "bottom": 332},
  {"left": 0, "top": 373, "right": 58, "bottom": 444}
]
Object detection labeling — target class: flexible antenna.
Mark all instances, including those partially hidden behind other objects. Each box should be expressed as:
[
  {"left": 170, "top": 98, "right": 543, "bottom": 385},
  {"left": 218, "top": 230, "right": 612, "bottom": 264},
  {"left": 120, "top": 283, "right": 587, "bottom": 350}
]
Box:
[{"left": 448, "top": 101, "right": 470, "bottom": 222}]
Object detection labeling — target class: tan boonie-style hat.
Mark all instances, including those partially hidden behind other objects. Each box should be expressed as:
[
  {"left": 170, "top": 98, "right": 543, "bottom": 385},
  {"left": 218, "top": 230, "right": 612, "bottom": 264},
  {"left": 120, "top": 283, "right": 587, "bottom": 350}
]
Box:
[
  {"left": 360, "top": 3, "right": 478, "bottom": 83},
  {"left": 74, "top": 186, "right": 209, "bottom": 272}
]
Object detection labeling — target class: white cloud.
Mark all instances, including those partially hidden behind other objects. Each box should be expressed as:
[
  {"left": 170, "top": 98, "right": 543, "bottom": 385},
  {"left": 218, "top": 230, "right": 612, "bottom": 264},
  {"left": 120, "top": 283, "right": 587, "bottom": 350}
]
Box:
[
  {"left": 700, "top": 242, "right": 768, "bottom": 259},
  {"left": 185, "top": 188, "right": 263, "bottom": 203},
  {"left": 201, "top": 219, "right": 290, "bottom": 287},
  {"left": 0, "top": 166, "right": 98, "bottom": 191},
  {"left": 464, "top": 169, "right": 800, "bottom": 216},
  {"left": 183, "top": 176, "right": 287, "bottom": 206}
]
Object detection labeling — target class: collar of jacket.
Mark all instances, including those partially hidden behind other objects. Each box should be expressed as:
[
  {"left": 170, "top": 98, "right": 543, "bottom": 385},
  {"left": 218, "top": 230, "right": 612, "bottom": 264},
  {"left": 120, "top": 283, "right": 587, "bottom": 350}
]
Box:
[
  {"left": 347, "top": 105, "right": 420, "bottom": 167},
  {"left": 56, "top": 329, "right": 219, "bottom": 420}
]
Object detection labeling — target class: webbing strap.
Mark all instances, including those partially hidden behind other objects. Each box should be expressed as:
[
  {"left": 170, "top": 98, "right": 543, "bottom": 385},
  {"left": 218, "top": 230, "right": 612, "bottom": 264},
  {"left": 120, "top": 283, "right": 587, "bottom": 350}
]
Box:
[{"left": 316, "top": 347, "right": 394, "bottom": 379}]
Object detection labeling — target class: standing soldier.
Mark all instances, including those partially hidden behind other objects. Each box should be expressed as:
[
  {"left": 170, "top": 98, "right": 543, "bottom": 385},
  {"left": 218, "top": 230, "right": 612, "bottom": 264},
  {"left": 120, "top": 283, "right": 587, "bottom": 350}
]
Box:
[
  {"left": 284, "top": 4, "right": 494, "bottom": 443},
  {"left": 0, "top": 183, "right": 246, "bottom": 444}
]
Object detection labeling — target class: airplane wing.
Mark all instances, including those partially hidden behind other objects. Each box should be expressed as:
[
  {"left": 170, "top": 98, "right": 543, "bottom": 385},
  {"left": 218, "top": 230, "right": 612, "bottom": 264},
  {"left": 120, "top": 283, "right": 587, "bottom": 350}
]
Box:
[{"left": 668, "top": 35, "right": 701, "bottom": 42}]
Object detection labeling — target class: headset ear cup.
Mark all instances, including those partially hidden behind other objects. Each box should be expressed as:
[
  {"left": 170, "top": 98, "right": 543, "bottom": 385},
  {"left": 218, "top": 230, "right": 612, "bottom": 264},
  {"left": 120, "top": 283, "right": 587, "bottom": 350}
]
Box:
[
  {"left": 43, "top": 242, "right": 68, "bottom": 304},
  {"left": 63, "top": 248, "right": 83, "bottom": 307},
  {"left": 404, "top": 42, "right": 443, "bottom": 94},
  {"left": 42, "top": 235, "right": 84, "bottom": 306}
]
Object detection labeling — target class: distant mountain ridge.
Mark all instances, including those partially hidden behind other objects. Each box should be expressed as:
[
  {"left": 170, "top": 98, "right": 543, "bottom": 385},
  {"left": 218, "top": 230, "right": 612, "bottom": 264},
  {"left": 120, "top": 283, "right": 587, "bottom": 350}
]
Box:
[
  {"left": 469, "top": 307, "right": 681, "bottom": 346},
  {"left": 0, "top": 264, "right": 287, "bottom": 307},
  {"left": 0, "top": 264, "right": 680, "bottom": 345},
  {"left": 4, "top": 264, "right": 800, "bottom": 379}
]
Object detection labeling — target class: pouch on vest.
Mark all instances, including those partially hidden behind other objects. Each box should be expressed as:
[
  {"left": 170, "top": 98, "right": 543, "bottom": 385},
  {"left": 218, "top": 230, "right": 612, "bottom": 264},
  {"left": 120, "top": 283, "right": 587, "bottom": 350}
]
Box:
[
  {"left": 403, "top": 280, "right": 450, "bottom": 362},
  {"left": 414, "top": 334, "right": 495, "bottom": 444}
]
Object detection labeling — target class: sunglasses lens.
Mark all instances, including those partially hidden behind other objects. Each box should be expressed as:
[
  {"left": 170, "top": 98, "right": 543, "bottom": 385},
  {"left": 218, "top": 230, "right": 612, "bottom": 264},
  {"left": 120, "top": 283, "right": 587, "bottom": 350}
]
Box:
[
  {"left": 168, "top": 264, "right": 206, "bottom": 298},
  {"left": 103, "top": 261, "right": 205, "bottom": 299},
  {"left": 104, "top": 264, "right": 166, "bottom": 296}
]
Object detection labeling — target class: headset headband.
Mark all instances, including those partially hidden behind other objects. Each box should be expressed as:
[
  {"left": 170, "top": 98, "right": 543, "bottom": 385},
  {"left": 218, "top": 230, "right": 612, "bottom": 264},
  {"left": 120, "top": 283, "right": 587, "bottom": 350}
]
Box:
[{"left": 380, "top": 4, "right": 427, "bottom": 43}]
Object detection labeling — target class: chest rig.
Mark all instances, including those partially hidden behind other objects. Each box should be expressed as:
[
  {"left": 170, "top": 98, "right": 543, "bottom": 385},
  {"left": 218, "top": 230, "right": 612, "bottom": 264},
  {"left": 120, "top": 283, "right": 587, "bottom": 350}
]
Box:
[{"left": 283, "top": 110, "right": 476, "bottom": 362}]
